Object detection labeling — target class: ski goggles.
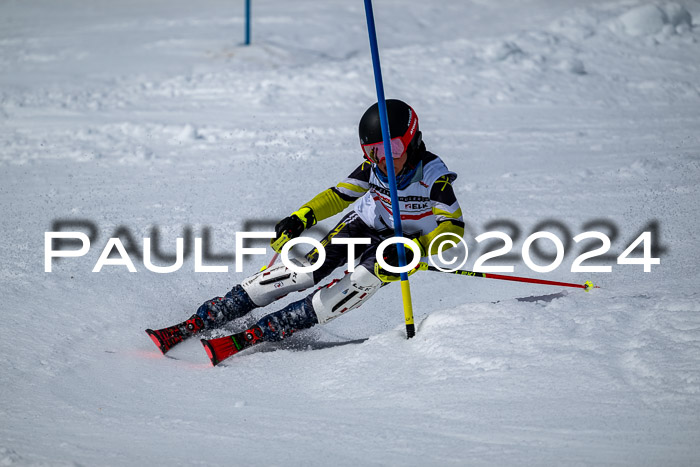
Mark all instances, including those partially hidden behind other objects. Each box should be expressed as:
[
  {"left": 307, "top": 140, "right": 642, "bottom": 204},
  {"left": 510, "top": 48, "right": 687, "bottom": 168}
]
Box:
[
  {"left": 362, "top": 138, "right": 407, "bottom": 164},
  {"left": 361, "top": 110, "right": 418, "bottom": 164}
]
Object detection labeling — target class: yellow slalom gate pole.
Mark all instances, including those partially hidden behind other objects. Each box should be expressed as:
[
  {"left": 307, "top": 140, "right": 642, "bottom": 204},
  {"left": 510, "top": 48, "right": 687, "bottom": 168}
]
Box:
[{"left": 400, "top": 279, "right": 415, "bottom": 337}]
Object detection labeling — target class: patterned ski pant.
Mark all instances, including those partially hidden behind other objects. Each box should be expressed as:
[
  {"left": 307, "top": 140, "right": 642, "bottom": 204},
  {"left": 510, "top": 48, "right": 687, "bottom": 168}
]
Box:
[{"left": 198, "top": 211, "right": 395, "bottom": 340}]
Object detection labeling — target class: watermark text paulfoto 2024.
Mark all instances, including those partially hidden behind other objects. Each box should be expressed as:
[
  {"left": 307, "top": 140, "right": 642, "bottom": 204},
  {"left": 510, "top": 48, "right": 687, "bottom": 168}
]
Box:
[{"left": 44, "top": 218, "right": 666, "bottom": 274}]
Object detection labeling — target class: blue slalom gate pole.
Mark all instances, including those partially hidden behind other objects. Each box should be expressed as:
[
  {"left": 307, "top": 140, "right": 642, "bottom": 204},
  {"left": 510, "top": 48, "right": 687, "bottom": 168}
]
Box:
[
  {"left": 363, "top": 0, "right": 415, "bottom": 338},
  {"left": 244, "top": 0, "right": 251, "bottom": 45}
]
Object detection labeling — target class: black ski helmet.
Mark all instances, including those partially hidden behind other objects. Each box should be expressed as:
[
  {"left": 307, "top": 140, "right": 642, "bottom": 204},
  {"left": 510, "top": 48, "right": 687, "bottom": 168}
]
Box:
[{"left": 358, "top": 99, "right": 423, "bottom": 165}]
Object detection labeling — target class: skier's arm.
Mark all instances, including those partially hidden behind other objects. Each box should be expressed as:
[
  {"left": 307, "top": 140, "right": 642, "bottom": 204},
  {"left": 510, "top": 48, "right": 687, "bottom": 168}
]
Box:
[
  {"left": 271, "top": 162, "right": 371, "bottom": 252},
  {"left": 296, "top": 187, "right": 358, "bottom": 223},
  {"left": 296, "top": 161, "right": 371, "bottom": 222},
  {"left": 416, "top": 175, "right": 465, "bottom": 255}
]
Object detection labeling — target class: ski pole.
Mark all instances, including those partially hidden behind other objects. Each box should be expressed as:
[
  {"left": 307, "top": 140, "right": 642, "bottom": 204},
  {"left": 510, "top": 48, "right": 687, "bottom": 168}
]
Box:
[
  {"left": 259, "top": 252, "right": 279, "bottom": 272},
  {"left": 418, "top": 263, "right": 598, "bottom": 291}
]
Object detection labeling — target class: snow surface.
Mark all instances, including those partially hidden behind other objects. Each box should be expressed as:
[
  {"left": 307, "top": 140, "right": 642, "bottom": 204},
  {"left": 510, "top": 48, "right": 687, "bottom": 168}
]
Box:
[{"left": 2, "top": 0, "right": 700, "bottom": 465}]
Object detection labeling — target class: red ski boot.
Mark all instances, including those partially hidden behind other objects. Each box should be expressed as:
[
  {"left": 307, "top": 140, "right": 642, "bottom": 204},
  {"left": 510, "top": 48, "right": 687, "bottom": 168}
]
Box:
[{"left": 146, "top": 314, "right": 205, "bottom": 354}]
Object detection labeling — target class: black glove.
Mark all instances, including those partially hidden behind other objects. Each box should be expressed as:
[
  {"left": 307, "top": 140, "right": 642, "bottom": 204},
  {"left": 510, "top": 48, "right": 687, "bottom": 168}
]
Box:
[
  {"left": 375, "top": 241, "right": 423, "bottom": 282},
  {"left": 382, "top": 242, "right": 419, "bottom": 267},
  {"left": 274, "top": 215, "right": 305, "bottom": 241},
  {"left": 271, "top": 207, "right": 317, "bottom": 253}
]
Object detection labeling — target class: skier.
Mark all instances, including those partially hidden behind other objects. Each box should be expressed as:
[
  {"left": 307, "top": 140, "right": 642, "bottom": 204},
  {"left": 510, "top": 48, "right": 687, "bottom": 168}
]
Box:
[{"left": 147, "top": 99, "right": 465, "bottom": 358}]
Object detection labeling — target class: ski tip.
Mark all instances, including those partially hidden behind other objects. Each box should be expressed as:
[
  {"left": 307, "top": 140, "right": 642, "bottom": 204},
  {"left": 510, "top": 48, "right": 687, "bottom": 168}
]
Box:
[
  {"left": 200, "top": 339, "right": 219, "bottom": 366},
  {"left": 145, "top": 329, "right": 168, "bottom": 355}
]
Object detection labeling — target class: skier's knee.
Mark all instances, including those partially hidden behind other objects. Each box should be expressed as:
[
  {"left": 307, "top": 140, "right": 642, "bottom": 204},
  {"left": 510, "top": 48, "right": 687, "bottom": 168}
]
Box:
[
  {"left": 241, "top": 258, "right": 315, "bottom": 307},
  {"left": 311, "top": 265, "right": 382, "bottom": 324}
]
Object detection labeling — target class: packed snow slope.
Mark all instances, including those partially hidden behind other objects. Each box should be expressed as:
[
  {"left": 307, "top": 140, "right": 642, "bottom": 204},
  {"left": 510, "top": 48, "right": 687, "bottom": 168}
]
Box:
[{"left": 2, "top": 0, "right": 700, "bottom": 465}]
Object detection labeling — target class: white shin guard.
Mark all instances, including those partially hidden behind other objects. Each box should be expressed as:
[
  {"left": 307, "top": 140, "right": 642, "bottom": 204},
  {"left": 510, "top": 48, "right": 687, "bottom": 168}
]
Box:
[
  {"left": 311, "top": 265, "right": 382, "bottom": 324},
  {"left": 241, "top": 258, "right": 315, "bottom": 307}
]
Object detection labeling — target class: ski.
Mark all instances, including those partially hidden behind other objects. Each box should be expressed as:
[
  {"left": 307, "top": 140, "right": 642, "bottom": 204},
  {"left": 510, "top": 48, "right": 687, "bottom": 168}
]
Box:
[
  {"left": 201, "top": 325, "right": 266, "bottom": 366},
  {"left": 145, "top": 314, "right": 204, "bottom": 354}
]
